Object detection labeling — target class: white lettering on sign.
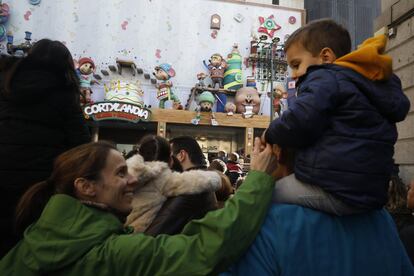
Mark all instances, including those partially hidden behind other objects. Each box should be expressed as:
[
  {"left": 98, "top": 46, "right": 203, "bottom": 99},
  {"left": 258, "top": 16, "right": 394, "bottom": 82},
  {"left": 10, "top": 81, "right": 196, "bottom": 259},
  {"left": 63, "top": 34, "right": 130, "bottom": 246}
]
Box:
[{"left": 83, "top": 102, "right": 151, "bottom": 122}]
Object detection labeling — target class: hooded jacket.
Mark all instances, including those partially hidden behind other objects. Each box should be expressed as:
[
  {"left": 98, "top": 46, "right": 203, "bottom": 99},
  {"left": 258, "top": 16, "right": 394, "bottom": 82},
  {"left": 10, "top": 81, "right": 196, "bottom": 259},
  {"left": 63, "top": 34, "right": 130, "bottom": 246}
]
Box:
[
  {"left": 0, "top": 57, "right": 91, "bottom": 256},
  {"left": 265, "top": 35, "right": 410, "bottom": 209},
  {"left": 0, "top": 171, "right": 274, "bottom": 276},
  {"left": 144, "top": 165, "right": 219, "bottom": 236}
]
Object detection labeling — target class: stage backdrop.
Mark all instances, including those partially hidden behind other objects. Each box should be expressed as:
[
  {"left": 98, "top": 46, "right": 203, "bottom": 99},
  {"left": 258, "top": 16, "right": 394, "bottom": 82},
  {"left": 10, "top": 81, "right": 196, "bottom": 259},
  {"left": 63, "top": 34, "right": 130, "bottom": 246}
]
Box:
[{"left": 3, "top": 0, "right": 303, "bottom": 115}]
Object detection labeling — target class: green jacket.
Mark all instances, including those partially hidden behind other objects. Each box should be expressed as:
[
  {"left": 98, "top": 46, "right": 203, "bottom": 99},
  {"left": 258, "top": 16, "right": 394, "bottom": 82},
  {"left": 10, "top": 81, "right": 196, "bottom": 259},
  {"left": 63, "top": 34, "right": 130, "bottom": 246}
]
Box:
[{"left": 0, "top": 171, "right": 274, "bottom": 276}]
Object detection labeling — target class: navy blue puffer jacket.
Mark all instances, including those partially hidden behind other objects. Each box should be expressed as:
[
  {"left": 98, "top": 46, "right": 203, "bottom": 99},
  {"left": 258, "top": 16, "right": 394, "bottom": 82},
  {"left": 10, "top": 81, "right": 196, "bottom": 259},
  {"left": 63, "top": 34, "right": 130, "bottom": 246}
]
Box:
[{"left": 265, "top": 64, "right": 410, "bottom": 209}]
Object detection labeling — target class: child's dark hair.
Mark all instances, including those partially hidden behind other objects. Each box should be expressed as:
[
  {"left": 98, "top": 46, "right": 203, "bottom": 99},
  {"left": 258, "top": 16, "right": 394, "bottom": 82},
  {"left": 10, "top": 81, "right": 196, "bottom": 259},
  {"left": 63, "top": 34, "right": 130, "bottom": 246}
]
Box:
[
  {"left": 285, "top": 18, "right": 351, "bottom": 58},
  {"left": 138, "top": 135, "right": 171, "bottom": 164}
]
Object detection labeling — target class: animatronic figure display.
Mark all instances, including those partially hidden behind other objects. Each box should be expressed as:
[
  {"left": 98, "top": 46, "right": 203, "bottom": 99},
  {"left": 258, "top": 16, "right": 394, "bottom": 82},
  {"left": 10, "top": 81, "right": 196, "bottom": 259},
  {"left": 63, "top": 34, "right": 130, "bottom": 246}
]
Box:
[
  {"left": 225, "top": 102, "right": 236, "bottom": 116},
  {"left": 235, "top": 87, "right": 261, "bottom": 118},
  {"left": 204, "top": 53, "right": 227, "bottom": 112},
  {"left": 191, "top": 91, "right": 218, "bottom": 126},
  {"left": 153, "top": 63, "right": 182, "bottom": 109},
  {"left": 223, "top": 44, "right": 243, "bottom": 91},
  {"left": 206, "top": 53, "right": 227, "bottom": 89},
  {"left": 77, "top": 57, "right": 97, "bottom": 105},
  {"left": 0, "top": 1, "right": 10, "bottom": 42},
  {"left": 196, "top": 72, "right": 207, "bottom": 87}
]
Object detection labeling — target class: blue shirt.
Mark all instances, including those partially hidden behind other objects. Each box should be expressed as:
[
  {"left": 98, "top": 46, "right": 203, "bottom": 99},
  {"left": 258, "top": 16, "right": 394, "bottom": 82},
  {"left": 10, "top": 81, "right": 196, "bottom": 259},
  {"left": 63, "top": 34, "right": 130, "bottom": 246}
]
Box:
[{"left": 223, "top": 204, "right": 414, "bottom": 276}]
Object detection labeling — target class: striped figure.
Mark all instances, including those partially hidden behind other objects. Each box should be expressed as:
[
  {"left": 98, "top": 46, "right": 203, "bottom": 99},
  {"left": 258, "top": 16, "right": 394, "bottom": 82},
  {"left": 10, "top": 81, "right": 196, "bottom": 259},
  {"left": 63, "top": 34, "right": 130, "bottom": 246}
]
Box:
[{"left": 223, "top": 45, "right": 243, "bottom": 91}]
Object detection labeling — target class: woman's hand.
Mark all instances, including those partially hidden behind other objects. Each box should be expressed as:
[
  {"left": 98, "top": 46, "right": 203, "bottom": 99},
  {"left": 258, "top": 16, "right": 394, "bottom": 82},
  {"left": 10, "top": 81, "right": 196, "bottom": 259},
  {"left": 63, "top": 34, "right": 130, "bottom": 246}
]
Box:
[{"left": 250, "top": 137, "right": 278, "bottom": 177}]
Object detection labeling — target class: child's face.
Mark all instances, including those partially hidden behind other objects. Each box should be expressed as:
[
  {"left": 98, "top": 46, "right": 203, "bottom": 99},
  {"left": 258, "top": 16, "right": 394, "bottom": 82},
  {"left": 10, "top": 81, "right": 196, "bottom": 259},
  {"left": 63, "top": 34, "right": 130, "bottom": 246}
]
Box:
[{"left": 286, "top": 42, "right": 323, "bottom": 81}]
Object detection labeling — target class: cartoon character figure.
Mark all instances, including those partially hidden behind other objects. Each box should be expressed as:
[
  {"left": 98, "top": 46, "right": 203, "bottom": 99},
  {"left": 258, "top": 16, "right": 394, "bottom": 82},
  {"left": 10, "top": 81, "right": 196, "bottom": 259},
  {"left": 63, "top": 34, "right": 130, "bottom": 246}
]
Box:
[
  {"left": 0, "top": 2, "right": 9, "bottom": 24},
  {"left": 153, "top": 63, "right": 182, "bottom": 109},
  {"left": 0, "top": 2, "right": 10, "bottom": 42},
  {"left": 224, "top": 102, "right": 236, "bottom": 116},
  {"left": 191, "top": 91, "right": 218, "bottom": 126},
  {"left": 196, "top": 72, "right": 207, "bottom": 87},
  {"left": 206, "top": 53, "right": 227, "bottom": 89},
  {"left": 235, "top": 87, "right": 261, "bottom": 118},
  {"left": 77, "top": 57, "right": 97, "bottom": 106}
]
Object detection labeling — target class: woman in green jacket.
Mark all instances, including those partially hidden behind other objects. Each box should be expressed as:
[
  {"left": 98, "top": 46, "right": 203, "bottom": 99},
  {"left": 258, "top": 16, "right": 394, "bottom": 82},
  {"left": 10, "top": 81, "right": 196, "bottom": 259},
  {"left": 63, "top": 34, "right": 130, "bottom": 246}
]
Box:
[{"left": 0, "top": 139, "right": 276, "bottom": 275}]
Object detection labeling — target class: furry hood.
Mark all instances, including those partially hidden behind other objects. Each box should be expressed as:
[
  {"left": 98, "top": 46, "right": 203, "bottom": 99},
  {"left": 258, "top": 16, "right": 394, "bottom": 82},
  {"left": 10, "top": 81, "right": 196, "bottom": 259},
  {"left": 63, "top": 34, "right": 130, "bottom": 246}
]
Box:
[{"left": 126, "top": 154, "right": 170, "bottom": 188}]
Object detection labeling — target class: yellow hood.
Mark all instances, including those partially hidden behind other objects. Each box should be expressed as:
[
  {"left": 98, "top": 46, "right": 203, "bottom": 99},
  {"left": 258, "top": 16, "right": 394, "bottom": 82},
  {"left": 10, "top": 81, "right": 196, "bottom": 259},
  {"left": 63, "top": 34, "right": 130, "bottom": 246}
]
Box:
[{"left": 334, "top": 34, "right": 392, "bottom": 81}]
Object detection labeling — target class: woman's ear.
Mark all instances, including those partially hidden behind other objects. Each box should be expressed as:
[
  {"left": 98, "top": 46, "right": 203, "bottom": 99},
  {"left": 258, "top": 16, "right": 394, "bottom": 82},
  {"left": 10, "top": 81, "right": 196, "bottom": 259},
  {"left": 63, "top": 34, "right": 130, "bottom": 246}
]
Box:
[
  {"left": 319, "top": 47, "right": 337, "bottom": 64},
  {"left": 74, "top": 177, "right": 96, "bottom": 198}
]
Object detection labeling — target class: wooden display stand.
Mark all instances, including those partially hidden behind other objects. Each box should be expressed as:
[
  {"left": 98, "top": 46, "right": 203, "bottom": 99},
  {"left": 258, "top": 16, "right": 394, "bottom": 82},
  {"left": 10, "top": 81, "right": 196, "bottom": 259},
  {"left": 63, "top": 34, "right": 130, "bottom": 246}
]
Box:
[{"left": 149, "top": 109, "right": 270, "bottom": 155}]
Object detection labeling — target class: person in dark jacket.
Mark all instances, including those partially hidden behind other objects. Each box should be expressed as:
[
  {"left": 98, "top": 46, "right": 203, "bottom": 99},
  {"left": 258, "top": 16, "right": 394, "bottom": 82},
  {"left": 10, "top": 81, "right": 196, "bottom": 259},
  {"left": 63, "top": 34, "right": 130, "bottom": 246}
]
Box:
[
  {"left": 222, "top": 145, "right": 414, "bottom": 276},
  {"left": 145, "top": 136, "right": 218, "bottom": 236},
  {"left": 0, "top": 39, "right": 91, "bottom": 256},
  {"left": 264, "top": 19, "right": 410, "bottom": 214}
]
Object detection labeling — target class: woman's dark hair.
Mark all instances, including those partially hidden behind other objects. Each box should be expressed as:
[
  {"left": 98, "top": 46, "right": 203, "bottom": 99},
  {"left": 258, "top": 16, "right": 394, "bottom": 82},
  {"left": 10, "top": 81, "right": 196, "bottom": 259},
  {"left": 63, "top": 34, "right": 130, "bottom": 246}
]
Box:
[
  {"left": 138, "top": 135, "right": 171, "bottom": 163},
  {"left": 15, "top": 141, "right": 117, "bottom": 235},
  {"left": 1, "top": 38, "right": 80, "bottom": 97}
]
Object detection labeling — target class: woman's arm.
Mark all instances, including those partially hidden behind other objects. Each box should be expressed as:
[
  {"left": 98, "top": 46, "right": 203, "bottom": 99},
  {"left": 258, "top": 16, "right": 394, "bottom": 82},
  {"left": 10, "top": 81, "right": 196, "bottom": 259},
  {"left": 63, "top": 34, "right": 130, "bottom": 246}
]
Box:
[{"left": 96, "top": 139, "right": 278, "bottom": 275}]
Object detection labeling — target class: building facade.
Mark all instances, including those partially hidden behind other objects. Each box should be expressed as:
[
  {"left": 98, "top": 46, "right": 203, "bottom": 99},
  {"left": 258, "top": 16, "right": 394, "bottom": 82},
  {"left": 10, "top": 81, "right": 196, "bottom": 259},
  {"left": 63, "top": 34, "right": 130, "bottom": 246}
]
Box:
[
  {"left": 375, "top": 0, "right": 414, "bottom": 185},
  {"left": 305, "top": 0, "right": 381, "bottom": 48},
  {"left": 246, "top": 0, "right": 304, "bottom": 9}
]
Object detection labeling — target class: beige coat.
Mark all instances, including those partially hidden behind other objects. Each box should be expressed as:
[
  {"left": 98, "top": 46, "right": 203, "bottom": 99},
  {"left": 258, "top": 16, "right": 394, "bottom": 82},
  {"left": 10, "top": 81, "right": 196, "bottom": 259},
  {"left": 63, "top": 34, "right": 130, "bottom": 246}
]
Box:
[{"left": 125, "top": 154, "right": 221, "bottom": 232}]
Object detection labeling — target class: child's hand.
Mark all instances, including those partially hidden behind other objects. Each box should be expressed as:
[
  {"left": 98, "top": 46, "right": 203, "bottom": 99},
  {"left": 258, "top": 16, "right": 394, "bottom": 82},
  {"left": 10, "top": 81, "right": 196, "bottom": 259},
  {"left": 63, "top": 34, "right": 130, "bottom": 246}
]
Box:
[{"left": 250, "top": 137, "right": 278, "bottom": 177}]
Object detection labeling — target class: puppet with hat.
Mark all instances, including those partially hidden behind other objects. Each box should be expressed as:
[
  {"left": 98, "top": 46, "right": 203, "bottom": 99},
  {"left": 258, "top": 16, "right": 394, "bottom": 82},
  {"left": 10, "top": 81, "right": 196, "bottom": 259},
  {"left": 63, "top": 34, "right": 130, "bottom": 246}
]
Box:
[
  {"left": 191, "top": 91, "right": 218, "bottom": 126},
  {"left": 77, "top": 57, "right": 97, "bottom": 105},
  {"left": 153, "top": 63, "right": 182, "bottom": 109}
]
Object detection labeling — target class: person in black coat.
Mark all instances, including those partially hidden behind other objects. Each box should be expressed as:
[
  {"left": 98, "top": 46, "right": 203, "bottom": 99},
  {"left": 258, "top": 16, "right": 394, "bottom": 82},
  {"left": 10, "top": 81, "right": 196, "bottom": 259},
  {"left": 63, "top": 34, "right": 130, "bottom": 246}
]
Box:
[{"left": 0, "top": 39, "right": 91, "bottom": 257}]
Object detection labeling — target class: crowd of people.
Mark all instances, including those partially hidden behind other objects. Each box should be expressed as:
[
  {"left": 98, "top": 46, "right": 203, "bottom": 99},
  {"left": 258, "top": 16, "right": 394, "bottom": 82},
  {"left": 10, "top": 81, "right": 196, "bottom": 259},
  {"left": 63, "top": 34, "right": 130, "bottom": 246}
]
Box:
[{"left": 1, "top": 19, "right": 414, "bottom": 275}]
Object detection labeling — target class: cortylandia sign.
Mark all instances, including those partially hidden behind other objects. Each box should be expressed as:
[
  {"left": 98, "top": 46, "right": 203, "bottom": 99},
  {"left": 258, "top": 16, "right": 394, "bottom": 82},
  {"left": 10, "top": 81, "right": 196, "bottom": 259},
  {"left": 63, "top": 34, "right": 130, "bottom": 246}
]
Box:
[{"left": 83, "top": 101, "right": 151, "bottom": 123}]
